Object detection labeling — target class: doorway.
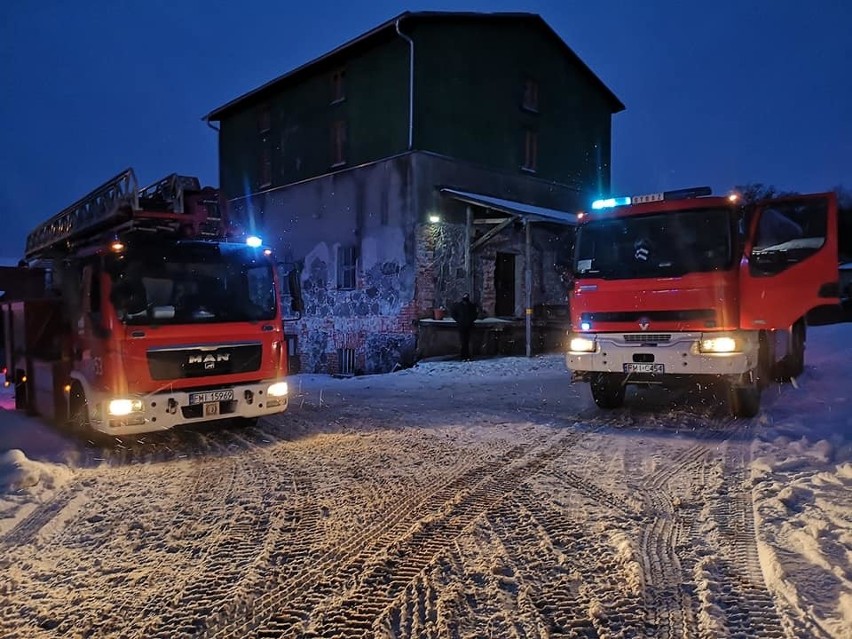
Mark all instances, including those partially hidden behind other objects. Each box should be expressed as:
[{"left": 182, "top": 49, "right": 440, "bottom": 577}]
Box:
[{"left": 495, "top": 252, "right": 516, "bottom": 317}]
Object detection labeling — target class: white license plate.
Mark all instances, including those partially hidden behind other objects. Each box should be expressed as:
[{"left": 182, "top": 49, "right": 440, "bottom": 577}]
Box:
[
  {"left": 623, "top": 363, "right": 665, "bottom": 374},
  {"left": 189, "top": 390, "right": 235, "bottom": 405}
]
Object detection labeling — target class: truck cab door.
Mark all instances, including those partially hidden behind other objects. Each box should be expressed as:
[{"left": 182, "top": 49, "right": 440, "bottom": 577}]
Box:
[
  {"left": 78, "top": 262, "right": 113, "bottom": 386},
  {"left": 740, "top": 193, "right": 839, "bottom": 329}
]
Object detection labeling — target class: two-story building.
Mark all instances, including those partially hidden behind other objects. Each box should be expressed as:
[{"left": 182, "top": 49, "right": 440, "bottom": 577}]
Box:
[{"left": 204, "top": 11, "right": 623, "bottom": 374}]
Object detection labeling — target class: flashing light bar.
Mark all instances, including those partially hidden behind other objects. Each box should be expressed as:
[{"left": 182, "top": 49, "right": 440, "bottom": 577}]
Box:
[
  {"left": 246, "top": 235, "right": 263, "bottom": 248},
  {"left": 591, "top": 196, "right": 631, "bottom": 210},
  {"left": 590, "top": 186, "right": 713, "bottom": 211}
]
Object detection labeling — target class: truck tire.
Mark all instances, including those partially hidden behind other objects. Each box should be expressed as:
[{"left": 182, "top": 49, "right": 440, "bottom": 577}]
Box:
[
  {"left": 778, "top": 321, "right": 806, "bottom": 381},
  {"left": 67, "top": 383, "right": 91, "bottom": 434},
  {"left": 729, "top": 382, "right": 760, "bottom": 418},
  {"left": 590, "top": 373, "right": 626, "bottom": 409}
]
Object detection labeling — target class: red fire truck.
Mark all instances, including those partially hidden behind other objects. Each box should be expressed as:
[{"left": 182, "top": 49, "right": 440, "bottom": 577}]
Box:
[
  {"left": 2, "top": 169, "right": 293, "bottom": 436},
  {"left": 566, "top": 187, "right": 842, "bottom": 417}
]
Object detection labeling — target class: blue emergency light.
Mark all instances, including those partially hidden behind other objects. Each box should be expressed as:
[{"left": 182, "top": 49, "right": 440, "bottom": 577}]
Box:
[
  {"left": 591, "top": 196, "right": 631, "bottom": 210},
  {"left": 246, "top": 235, "right": 263, "bottom": 248},
  {"left": 591, "top": 186, "right": 712, "bottom": 211}
]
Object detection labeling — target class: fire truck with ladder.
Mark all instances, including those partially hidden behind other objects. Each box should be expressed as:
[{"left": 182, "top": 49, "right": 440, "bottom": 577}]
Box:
[
  {"left": 1, "top": 168, "right": 295, "bottom": 436},
  {"left": 566, "top": 187, "right": 843, "bottom": 417}
]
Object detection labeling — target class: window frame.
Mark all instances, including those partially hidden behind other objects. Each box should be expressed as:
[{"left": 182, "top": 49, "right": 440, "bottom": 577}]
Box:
[
  {"left": 521, "top": 77, "right": 539, "bottom": 113},
  {"left": 331, "top": 119, "right": 347, "bottom": 167},
  {"left": 331, "top": 67, "right": 346, "bottom": 104},
  {"left": 337, "top": 245, "right": 357, "bottom": 290},
  {"left": 522, "top": 128, "right": 538, "bottom": 173}
]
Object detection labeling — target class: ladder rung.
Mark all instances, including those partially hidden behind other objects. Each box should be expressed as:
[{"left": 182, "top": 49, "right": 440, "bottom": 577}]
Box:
[{"left": 25, "top": 169, "right": 139, "bottom": 258}]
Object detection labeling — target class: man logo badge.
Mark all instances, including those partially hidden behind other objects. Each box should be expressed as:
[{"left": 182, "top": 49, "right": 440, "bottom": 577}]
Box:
[
  {"left": 638, "top": 317, "right": 650, "bottom": 331},
  {"left": 188, "top": 353, "right": 230, "bottom": 370}
]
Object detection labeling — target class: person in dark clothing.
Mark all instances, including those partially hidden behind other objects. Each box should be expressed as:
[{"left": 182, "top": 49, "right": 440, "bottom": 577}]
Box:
[{"left": 452, "top": 293, "right": 478, "bottom": 361}]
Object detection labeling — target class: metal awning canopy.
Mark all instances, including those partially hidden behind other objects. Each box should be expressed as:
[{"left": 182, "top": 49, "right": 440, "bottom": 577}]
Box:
[
  {"left": 438, "top": 188, "right": 577, "bottom": 358},
  {"left": 439, "top": 188, "right": 579, "bottom": 226}
]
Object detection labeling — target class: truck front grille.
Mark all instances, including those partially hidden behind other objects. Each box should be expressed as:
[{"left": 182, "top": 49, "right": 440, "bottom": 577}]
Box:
[
  {"left": 624, "top": 334, "right": 671, "bottom": 343},
  {"left": 147, "top": 343, "right": 262, "bottom": 380}
]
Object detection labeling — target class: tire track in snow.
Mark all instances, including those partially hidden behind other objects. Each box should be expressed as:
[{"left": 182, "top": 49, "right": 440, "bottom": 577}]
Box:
[
  {"left": 0, "top": 487, "right": 81, "bottom": 548},
  {"left": 131, "top": 427, "right": 314, "bottom": 638},
  {"left": 217, "top": 430, "right": 592, "bottom": 638},
  {"left": 495, "top": 487, "right": 647, "bottom": 638},
  {"left": 697, "top": 427, "right": 785, "bottom": 639},
  {"left": 636, "top": 417, "right": 744, "bottom": 639}
]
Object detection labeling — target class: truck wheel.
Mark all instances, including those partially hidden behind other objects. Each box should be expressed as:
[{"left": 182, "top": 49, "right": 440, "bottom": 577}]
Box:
[
  {"left": 590, "top": 373, "right": 626, "bottom": 409},
  {"left": 68, "top": 384, "right": 91, "bottom": 434},
  {"left": 729, "top": 383, "right": 760, "bottom": 418},
  {"left": 778, "top": 322, "right": 806, "bottom": 381}
]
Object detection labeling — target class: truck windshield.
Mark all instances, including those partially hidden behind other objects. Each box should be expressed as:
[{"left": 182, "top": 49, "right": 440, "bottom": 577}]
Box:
[
  {"left": 573, "top": 207, "right": 735, "bottom": 280},
  {"left": 107, "top": 243, "right": 277, "bottom": 325}
]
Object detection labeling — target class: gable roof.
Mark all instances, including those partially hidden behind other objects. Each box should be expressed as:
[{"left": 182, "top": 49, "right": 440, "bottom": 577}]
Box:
[{"left": 204, "top": 11, "right": 624, "bottom": 122}]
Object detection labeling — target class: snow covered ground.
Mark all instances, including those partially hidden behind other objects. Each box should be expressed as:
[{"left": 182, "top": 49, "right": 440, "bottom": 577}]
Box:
[{"left": 0, "top": 324, "right": 849, "bottom": 638}]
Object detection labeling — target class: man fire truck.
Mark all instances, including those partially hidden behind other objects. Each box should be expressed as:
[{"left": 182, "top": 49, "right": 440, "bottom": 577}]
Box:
[
  {"left": 566, "top": 187, "right": 841, "bottom": 417},
  {"left": 2, "top": 168, "right": 292, "bottom": 435}
]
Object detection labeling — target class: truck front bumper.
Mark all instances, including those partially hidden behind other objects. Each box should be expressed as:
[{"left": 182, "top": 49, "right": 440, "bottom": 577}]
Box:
[
  {"left": 566, "top": 331, "right": 759, "bottom": 381},
  {"left": 87, "top": 379, "right": 289, "bottom": 436}
]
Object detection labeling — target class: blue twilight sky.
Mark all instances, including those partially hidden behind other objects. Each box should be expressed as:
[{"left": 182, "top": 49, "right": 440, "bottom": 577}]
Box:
[{"left": 1, "top": 0, "right": 850, "bottom": 261}]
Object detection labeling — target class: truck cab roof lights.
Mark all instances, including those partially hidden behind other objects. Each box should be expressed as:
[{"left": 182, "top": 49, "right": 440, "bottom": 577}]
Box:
[
  {"left": 246, "top": 235, "right": 263, "bottom": 248},
  {"left": 591, "top": 196, "right": 631, "bottom": 210},
  {"left": 591, "top": 186, "right": 714, "bottom": 211}
]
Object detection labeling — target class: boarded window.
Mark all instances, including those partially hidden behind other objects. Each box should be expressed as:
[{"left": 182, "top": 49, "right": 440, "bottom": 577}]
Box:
[
  {"left": 522, "top": 129, "right": 538, "bottom": 172},
  {"left": 331, "top": 120, "right": 347, "bottom": 166},
  {"left": 522, "top": 78, "right": 539, "bottom": 112},
  {"left": 331, "top": 68, "right": 346, "bottom": 103},
  {"left": 257, "top": 104, "right": 271, "bottom": 133},
  {"left": 259, "top": 145, "right": 272, "bottom": 187},
  {"left": 337, "top": 246, "right": 356, "bottom": 290}
]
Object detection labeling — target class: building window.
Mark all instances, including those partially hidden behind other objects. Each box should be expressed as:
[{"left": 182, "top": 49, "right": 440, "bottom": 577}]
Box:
[
  {"left": 337, "top": 246, "right": 357, "bottom": 290},
  {"left": 257, "top": 103, "right": 272, "bottom": 187},
  {"left": 522, "top": 129, "right": 538, "bottom": 172},
  {"left": 522, "top": 78, "right": 539, "bottom": 112},
  {"left": 331, "top": 68, "right": 346, "bottom": 103},
  {"left": 257, "top": 104, "right": 272, "bottom": 133},
  {"left": 259, "top": 145, "right": 272, "bottom": 188},
  {"left": 331, "top": 120, "right": 347, "bottom": 167}
]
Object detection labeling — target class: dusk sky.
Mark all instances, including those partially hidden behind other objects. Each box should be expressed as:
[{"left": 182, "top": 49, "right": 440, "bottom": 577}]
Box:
[{"left": 1, "top": 0, "right": 850, "bottom": 261}]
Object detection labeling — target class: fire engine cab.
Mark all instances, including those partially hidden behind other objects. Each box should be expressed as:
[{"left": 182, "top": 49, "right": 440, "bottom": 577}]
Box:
[
  {"left": 2, "top": 168, "right": 291, "bottom": 435},
  {"left": 566, "top": 187, "right": 841, "bottom": 417}
]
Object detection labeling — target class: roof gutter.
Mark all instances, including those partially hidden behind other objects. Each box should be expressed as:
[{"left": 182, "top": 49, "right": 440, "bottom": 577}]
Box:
[{"left": 395, "top": 17, "right": 414, "bottom": 151}]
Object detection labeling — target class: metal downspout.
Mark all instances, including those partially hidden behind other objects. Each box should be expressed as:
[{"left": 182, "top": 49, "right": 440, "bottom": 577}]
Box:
[
  {"left": 465, "top": 206, "right": 473, "bottom": 293},
  {"left": 395, "top": 18, "right": 414, "bottom": 151},
  {"left": 525, "top": 219, "right": 532, "bottom": 357}
]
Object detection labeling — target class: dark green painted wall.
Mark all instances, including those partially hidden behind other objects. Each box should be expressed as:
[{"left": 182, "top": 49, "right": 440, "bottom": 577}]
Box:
[
  {"left": 411, "top": 20, "right": 612, "bottom": 193},
  {"left": 219, "top": 36, "right": 410, "bottom": 199},
  {"left": 217, "top": 18, "right": 616, "bottom": 201}
]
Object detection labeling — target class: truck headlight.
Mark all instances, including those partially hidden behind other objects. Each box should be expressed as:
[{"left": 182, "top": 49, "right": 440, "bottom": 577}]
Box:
[
  {"left": 267, "top": 382, "right": 288, "bottom": 397},
  {"left": 699, "top": 336, "right": 739, "bottom": 353},
  {"left": 568, "top": 336, "right": 597, "bottom": 353},
  {"left": 108, "top": 398, "right": 144, "bottom": 416}
]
